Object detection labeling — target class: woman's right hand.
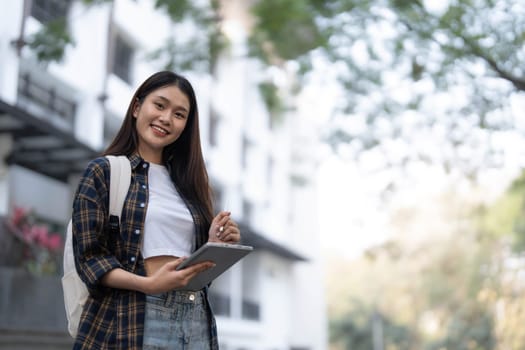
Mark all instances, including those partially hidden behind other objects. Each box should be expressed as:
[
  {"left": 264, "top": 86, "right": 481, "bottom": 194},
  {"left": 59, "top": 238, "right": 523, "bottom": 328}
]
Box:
[{"left": 146, "top": 258, "right": 215, "bottom": 294}]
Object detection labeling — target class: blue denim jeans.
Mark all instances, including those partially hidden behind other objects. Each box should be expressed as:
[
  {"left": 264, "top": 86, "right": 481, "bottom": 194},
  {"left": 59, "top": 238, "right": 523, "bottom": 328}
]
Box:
[{"left": 143, "top": 290, "right": 212, "bottom": 350}]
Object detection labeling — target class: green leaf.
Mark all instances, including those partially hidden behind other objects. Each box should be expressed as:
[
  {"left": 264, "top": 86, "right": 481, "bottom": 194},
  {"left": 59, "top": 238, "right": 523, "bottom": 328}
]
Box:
[
  {"left": 250, "top": 0, "right": 328, "bottom": 62},
  {"left": 258, "top": 81, "right": 285, "bottom": 124},
  {"left": 27, "top": 18, "right": 75, "bottom": 63}
]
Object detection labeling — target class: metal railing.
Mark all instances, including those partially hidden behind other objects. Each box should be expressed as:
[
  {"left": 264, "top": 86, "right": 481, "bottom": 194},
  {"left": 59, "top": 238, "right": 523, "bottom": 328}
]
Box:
[{"left": 17, "top": 72, "right": 76, "bottom": 128}]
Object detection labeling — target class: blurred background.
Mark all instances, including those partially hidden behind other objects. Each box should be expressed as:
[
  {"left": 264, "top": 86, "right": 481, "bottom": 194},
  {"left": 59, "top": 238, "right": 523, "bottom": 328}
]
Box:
[{"left": 0, "top": 0, "right": 524, "bottom": 349}]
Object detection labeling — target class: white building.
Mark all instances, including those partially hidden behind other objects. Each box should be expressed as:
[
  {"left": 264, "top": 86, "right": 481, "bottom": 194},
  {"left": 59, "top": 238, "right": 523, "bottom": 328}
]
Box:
[{"left": 0, "top": 1, "right": 327, "bottom": 349}]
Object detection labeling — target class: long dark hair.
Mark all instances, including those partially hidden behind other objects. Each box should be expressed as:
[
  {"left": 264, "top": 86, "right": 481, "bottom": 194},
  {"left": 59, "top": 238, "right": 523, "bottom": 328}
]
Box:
[{"left": 104, "top": 71, "right": 213, "bottom": 240}]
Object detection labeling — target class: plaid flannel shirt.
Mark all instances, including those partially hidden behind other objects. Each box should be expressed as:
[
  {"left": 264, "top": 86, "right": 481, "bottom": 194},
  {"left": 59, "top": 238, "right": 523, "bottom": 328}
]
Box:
[{"left": 72, "top": 153, "right": 218, "bottom": 349}]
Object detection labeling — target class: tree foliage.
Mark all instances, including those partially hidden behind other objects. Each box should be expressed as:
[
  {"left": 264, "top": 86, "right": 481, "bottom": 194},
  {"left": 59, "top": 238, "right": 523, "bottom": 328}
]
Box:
[
  {"left": 250, "top": 0, "right": 525, "bottom": 180},
  {"left": 148, "top": 0, "right": 226, "bottom": 72},
  {"left": 330, "top": 302, "right": 414, "bottom": 350},
  {"left": 26, "top": 0, "right": 225, "bottom": 73},
  {"left": 480, "top": 169, "right": 525, "bottom": 253},
  {"left": 248, "top": 0, "right": 329, "bottom": 64},
  {"left": 26, "top": 18, "right": 74, "bottom": 62},
  {"left": 328, "top": 176, "right": 525, "bottom": 349}
]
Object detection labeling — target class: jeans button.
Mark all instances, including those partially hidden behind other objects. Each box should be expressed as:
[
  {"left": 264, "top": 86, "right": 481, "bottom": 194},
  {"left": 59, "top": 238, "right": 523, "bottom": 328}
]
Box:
[{"left": 189, "top": 294, "right": 195, "bottom": 301}]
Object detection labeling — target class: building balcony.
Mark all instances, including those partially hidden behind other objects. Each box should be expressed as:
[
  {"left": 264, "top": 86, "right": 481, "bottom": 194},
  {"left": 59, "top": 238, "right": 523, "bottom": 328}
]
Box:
[{"left": 17, "top": 69, "right": 76, "bottom": 133}]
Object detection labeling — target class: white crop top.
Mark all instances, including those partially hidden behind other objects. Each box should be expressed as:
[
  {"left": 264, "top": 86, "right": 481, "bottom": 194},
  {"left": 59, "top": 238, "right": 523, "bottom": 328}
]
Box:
[{"left": 142, "top": 163, "right": 195, "bottom": 259}]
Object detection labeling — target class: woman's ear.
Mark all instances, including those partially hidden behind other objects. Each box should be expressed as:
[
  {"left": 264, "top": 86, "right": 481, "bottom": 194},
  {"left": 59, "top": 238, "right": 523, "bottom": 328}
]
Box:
[{"left": 132, "top": 98, "right": 140, "bottom": 118}]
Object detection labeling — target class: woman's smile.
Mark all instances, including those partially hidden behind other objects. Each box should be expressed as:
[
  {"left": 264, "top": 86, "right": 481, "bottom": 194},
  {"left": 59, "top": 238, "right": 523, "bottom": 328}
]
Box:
[{"left": 151, "top": 124, "right": 169, "bottom": 136}]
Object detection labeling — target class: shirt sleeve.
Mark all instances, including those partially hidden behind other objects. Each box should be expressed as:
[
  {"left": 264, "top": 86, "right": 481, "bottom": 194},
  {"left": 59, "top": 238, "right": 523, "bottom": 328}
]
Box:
[{"left": 72, "top": 158, "right": 122, "bottom": 293}]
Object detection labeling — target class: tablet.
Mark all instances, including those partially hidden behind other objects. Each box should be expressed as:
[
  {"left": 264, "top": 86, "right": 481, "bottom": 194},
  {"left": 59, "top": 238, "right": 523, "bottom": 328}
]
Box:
[{"left": 175, "top": 242, "right": 253, "bottom": 291}]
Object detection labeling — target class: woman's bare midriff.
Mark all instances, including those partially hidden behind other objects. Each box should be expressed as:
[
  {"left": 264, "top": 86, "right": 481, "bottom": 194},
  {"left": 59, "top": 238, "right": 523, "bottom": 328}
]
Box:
[{"left": 144, "top": 255, "right": 179, "bottom": 276}]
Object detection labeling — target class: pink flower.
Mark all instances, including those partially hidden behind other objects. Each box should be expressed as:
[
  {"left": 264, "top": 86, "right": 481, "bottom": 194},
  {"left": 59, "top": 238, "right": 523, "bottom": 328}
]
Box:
[
  {"left": 21, "top": 225, "right": 34, "bottom": 243},
  {"left": 45, "top": 233, "right": 63, "bottom": 251},
  {"left": 32, "top": 225, "right": 49, "bottom": 246},
  {"left": 6, "top": 205, "right": 63, "bottom": 275},
  {"left": 11, "top": 207, "right": 28, "bottom": 227}
]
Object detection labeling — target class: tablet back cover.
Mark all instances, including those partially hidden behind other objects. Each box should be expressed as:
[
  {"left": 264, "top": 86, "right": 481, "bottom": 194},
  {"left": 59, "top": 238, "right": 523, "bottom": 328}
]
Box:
[{"left": 177, "top": 242, "right": 253, "bottom": 291}]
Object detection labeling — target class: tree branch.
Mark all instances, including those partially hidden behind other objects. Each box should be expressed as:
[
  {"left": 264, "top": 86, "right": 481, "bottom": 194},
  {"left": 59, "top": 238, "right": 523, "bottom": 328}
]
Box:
[
  {"left": 397, "top": 3, "right": 525, "bottom": 92},
  {"left": 468, "top": 45, "right": 525, "bottom": 92}
]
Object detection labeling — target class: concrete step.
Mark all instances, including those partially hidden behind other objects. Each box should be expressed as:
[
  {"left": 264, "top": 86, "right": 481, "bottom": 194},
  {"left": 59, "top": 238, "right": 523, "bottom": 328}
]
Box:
[{"left": 0, "top": 329, "right": 73, "bottom": 350}]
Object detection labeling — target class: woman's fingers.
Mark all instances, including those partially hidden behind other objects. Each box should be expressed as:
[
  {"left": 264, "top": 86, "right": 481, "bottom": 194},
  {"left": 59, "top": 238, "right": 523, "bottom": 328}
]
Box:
[
  {"left": 220, "top": 230, "right": 240, "bottom": 243},
  {"left": 213, "top": 211, "right": 231, "bottom": 236},
  {"left": 177, "top": 260, "right": 215, "bottom": 275},
  {"left": 154, "top": 259, "right": 214, "bottom": 291},
  {"left": 209, "top": 211, "right": 241, "bottom": 243},
  {"left": 178, "top": 261, "right": 215, "bottom": 286},
  {"left": 216, "top": 220, "right": 240, "bottom": 242}
]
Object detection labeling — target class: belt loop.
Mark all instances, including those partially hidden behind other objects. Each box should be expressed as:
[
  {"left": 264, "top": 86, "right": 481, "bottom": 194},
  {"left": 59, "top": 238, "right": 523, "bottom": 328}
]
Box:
[
  {"left": 163, "top": 291, "right": 170, "bottom": 308},
  {"left": 165, "top": 290, "right": 175, "bottom": 308}
]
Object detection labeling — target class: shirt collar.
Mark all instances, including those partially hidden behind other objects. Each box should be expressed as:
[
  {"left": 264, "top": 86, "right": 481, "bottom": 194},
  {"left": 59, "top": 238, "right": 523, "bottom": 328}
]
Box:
[{"left": 128, "top": 153, "right": 145, "bottom": 170}]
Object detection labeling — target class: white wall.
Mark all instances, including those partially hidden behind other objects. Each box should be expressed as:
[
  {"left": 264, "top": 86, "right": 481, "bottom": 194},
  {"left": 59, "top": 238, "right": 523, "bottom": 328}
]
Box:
[
  {"left": 260, "top": 253, "right": 294, "bottom": 349},
  {"left": 9, "top": 165, "right": 71, "bottom": 223},
  {"left": 290, "top": 184, "right": 328, "bottom": 349},
  {"left": 0, "top": 1, "right": 24, "bottom": 104}
]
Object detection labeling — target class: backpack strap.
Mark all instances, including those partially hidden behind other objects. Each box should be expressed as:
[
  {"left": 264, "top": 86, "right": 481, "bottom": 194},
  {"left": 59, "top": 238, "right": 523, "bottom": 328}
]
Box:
[
  {"left": 106, "top": 155, "right": 132, "bottom": 221},
  {"left": 62, "top": 155, "right": 132, "bottom": 338}
]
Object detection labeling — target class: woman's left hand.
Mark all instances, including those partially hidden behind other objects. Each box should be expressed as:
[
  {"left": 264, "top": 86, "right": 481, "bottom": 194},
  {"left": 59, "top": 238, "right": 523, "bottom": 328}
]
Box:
[{"left": 208, "top": 211, "right": 241, "bottom": 243}]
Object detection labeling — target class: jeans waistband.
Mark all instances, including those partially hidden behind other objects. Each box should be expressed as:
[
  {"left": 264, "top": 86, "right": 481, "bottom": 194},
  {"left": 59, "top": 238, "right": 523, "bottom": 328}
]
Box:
[{"left": 147, "top": 289, "right": 206, "bottom": 307}]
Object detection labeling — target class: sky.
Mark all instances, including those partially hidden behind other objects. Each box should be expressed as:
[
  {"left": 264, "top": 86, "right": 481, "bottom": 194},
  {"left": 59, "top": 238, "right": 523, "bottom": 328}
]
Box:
[
  {"left": 294, "top": 62, "right": 395, "bottom": 259},
  {"left": 307, "top": 66, "right": 525, "bottom": 261},
  {"left": 317, "top": 157, "right": 391, "bottom": 259},
  {"left": 316, "top": 149, "right": 525, "bottom": 260}
]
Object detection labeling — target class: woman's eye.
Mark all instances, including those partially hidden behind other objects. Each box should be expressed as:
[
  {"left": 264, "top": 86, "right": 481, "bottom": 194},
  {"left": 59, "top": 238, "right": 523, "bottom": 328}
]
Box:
[{"left": 155, "top": 103, "right": 164, "bottom": 109}]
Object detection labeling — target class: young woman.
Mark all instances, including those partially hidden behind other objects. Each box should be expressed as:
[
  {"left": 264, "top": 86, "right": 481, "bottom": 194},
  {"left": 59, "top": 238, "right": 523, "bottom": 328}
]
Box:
[{"left": 71, "top": 71, "right": 240, "bottom": 349}]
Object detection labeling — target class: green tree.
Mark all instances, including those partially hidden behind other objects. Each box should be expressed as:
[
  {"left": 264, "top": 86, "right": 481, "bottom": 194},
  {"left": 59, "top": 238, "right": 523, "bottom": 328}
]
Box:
[
  {"left": 475, "top": 170, "right": 525, "bottom": 349},
  {"left": 330, "top": 302, "right": 414, "bottom": 350},
  {"left": 326, "top": 190, "right": 506, "bottom": 349},
  {"left": 23, "top": 0, "right": 225, "bottom": 72},
  {"left": 250, "top": 0, "right": 525, "bottom": 179}
]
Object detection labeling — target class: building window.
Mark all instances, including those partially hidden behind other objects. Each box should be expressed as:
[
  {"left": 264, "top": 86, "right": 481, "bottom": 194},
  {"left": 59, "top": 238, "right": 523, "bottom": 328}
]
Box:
[
  {"left": 241, "top": 299, "right": 260, "bottom": 320},
  {"left": 211, "top": 185, "right": 223, "bottom": 210},
  {"left": 241, "top": 136, "right": 251, "bottom": 169},
  {"left": 103, "top": 113, "right": 122, "bottom": 147},
  {"left": 267, "top": 156, "right": 274, "bottom": 186},
  {"left": 209, "top": 272, "right": 232, "bottom": 317},
  {"left": 242, "top": 199, "right": 253, "bottom": 224},
  {"left": 209, "top": 107, "right": 219, "bottom": 147},
  {"left": 208, "top": 292, "right": 231, "bottom": 317},
  {"left": 241, "top": 257, "right": 260, "bottom": 321},
  {"left": 112, "top": 34, "right": 134, "bottom": 84},
  {"left": 31, "top": 0, "right": 72, "bottom": 23}
]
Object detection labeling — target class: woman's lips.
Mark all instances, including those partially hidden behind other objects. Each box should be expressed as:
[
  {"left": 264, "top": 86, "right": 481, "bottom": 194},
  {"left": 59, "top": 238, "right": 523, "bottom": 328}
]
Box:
[{"left": 151, "top": 124, "right": 169, "bottom": 136}]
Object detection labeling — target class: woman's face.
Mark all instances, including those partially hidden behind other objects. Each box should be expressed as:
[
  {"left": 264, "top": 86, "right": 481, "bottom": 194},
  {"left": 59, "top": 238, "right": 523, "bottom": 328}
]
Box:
[{"left": 133, "top": 85, "right": 190, "bottom": 163}]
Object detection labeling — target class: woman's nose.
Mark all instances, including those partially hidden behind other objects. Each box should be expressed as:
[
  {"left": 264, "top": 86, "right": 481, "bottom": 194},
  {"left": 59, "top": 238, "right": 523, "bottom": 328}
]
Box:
[{"left": 158, "top": 111, "right": 171, "bottom": 123}]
